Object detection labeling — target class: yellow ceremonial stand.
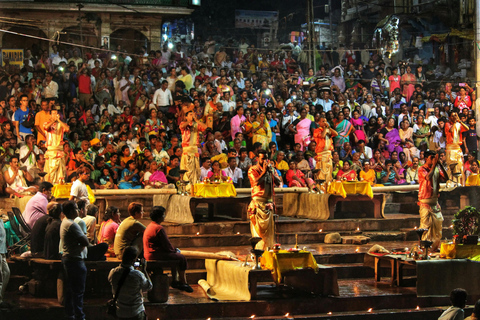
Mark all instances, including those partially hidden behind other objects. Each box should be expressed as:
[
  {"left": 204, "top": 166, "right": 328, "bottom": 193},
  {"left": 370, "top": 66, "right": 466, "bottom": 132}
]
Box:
[
  {"left": 466, "top": 174, "right": 480, "bottom": 186},
  {"left": 440, "top": 243, "right": 480, "bottom": 260},
  {"left": 192, "top": 182, "right": 236, "bottom": 198},
  {"left": 327, "top": 181, "right": 374, "bottom": 199},
  {"left": 261, "top": 250, "right": 318, "bottom": 284}
]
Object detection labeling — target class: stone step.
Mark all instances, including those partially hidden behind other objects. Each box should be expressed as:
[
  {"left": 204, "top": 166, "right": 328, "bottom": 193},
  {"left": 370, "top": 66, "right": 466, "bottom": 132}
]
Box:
[
  {"left": 362, "top": 231, "right": 407, "bottom": 242},
  {"left": 191, "top": 307, "right": 453, "bottom": 320},
  {"left": 184, "top": 252, "right": 367, "bottom": 270},
  {"left": 164, "top": 216, "right": 423, "bottom": 236},
  {"left": 178, "top": 262, "right": 407, "bottom": 284},
  {"left": 170, "top": 230, "right": 381, "bottom": 247}
]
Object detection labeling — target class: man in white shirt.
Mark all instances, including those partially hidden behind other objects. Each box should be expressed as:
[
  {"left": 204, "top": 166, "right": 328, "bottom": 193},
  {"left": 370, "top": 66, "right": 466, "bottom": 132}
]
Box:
[
  {"left": 200, "top": 158, "right": 211, "bottom": 181},
  {"left": 19, "top": 134, "right": 39, "bottom": 171},
  {"left": 318, "top": 90, "right": 334, "bottom": 113},
  {"left": 361, "top": 93, "right": 375, "bottom": 118},
  {"left": 220, "top": 91, "right": 235, "bottom": 114},
  {"left": 51, "top": 50, "right": 67, "bottom": 67},
  {"left": 152, "top": 80, "right": 173, "bottom": 114},
  {"left": 353, "top": 140, "right": 373, "bottom": 163},
  {"left": 87, "top": 53, "right": 102, "bottom": 69},
  {"left": 152, "top": 140, "right": 169, "bottom": 166},
  {"left": 223, "top": 157, "right": 243, "bottom": 188},
  {"left": 238, "top": 38, "right": 248, "bottom": 55},
  {"left": 43, "top": 72, "right": 58, "bottom": 99},
  {"left": 69, "top": 167, "right": 91, "bottom": 204}
]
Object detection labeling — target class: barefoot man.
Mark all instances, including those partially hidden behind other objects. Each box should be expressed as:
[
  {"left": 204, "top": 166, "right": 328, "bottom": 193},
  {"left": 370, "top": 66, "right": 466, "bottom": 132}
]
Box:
[
  {"left": 248, "top": 150, "right": 281, "bottom": 250},
  {"left": 418, "top": 151, "right": 446, "bottom": 251},
  {"left": 313, "top": 115, "right": 337, "bottom": 190},
  {"left": 44, "top": 109, "right": 69, "bottom": 185},
  {"left": 179, "top": 108, "right": 206, "bottom": 191}
]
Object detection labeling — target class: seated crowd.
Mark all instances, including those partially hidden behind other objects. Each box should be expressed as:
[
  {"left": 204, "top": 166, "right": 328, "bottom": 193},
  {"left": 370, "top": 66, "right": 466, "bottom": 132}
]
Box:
[{"left": 0, "top": 40, "right": 478, "bottom": 196}]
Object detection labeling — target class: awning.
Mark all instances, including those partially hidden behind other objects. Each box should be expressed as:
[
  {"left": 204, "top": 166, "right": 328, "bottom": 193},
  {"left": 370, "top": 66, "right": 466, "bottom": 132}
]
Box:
[{"left": 422, "top": 28, "right": 474, "bottom": 42}]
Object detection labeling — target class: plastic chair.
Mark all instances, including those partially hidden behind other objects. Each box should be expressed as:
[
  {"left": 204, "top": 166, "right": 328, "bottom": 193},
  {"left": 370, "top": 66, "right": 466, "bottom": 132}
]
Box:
[
  {"left": 6, "top": 211, "right": 30, "bottom": 256},
  {"left": 12, "top": 206, "right": 31, "bottom": 234}
]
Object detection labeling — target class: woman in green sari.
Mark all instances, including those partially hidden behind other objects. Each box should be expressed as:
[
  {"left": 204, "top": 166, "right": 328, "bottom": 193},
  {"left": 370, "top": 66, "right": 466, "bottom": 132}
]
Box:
[
  {"left": 333, "top": 112, "right": 353, "bottom": 149},
  {"left": 413, "top": 115, "right": 430, "bottom": 150}
]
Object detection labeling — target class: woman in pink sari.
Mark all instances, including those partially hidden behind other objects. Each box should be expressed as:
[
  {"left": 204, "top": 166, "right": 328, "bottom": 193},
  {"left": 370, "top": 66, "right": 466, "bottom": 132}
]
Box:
[
  {"left": 230, "top": 106, "right": 246, "bottom": 140},
  {"left": 350, "top": 110, "right": 366, "bottom": 144},
  {"left": 401, "top": 66, "right": 416, "bottom": 103},
  {"left": 289, "top": 108, "right": 312, "bottom": 151}
]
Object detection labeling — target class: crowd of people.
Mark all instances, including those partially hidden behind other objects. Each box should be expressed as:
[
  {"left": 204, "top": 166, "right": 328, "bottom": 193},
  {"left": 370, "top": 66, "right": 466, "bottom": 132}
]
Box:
[
  {"left": 1, "top": 177, "right": 191, "bottom": 318},
  {"left": 0, "top": 38, "right": 478, "bottom": 197},
  {"left": 0, "top": 35, "right": 479, "bottom": 320}
]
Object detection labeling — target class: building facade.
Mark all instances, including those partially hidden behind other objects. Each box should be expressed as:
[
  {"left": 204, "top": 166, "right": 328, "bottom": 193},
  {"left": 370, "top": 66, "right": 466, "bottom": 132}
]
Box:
[{"left": 0, "top": 0, "right": 195, "bottom": 54}]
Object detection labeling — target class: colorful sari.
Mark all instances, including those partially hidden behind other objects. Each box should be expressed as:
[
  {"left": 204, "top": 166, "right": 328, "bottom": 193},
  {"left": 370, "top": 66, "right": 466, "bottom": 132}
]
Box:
[
  {"left": 401, "top": 73, "right": 416, "bottom": 103},
  {"left": 414, "top": 125, "right": 430, "bottom": 148},
  {"left": 294, "top": 118, "right": 312, "bottom": 151},
  {"left": 333, "top": 120, "right": 353, "bottom": 149},
  {"left": 360, "top": 169, "right": 376, "bottom": 186},
  {"left": 385, "top": 128, "right": 403, "bottom": 155},
  {"left": 350, "top": 118, "right": 366, "bottom": 142},
  {"left": 230, "top": 114, "right": 246, "bottom": 140},
  {"left": 252, "top": 120, "right": 272, "bottom": 150}
]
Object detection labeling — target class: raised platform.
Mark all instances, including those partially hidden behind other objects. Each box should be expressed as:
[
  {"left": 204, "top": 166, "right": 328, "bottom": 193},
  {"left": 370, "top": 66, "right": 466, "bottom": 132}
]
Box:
[
  {"left": 1, "top": 186, "right": 476, "bottom": 319},
  {"left": 4, "top": 240, "right": 478, "bottom": 320}
]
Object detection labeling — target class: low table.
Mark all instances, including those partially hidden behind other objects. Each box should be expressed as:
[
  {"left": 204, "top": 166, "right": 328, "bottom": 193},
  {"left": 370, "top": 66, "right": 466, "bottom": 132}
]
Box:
[{"left": 370, "top": 253, "right": 416, "bottom": 287}]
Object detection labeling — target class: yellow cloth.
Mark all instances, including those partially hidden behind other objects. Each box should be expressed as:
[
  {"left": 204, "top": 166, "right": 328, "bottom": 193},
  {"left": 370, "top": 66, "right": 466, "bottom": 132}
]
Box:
[
  {"left": 52, "top": 183, "right": 96, "bottom": 204},
  {"left": 466, "top": 174, "right": 480, "bottom": 186},
  {"left": 276, "top": 160, "right": 289, "bottom": 171},
  {"left": 261, "top": 250, "right": 318, "bottom": 284},
  {"left": 440, "top": 243, "right": 480, "bottom": 259},
  {"left": 198, "top": 259, "right": 251, "bottom": 301},
  {"left": 327, "top": 181, "right": 374, "bottom": 199},
  {"left": 193, "top": 183, "right": 236, "bottom": 198},
  {"left": 359, "top": 169, "right": 376, "bottom": 186}
]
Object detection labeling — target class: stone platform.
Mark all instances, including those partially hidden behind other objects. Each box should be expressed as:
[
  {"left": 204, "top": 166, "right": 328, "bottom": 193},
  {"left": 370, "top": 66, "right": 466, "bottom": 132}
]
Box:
[
  {"left": 1, "top": 186, "right": 476, "bottom": 319},
  {"left": 3, "top": 240, "right": 478, "bottom": 320}
]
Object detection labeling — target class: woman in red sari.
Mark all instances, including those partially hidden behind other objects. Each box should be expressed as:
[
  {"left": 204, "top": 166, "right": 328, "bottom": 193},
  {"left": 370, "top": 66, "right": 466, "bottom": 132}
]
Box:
[
  {"left": 285, "top": 160, "right": 317, "bottom": 191},
  {"left": 336, "top": 161, "right": 357, "bottom": 181}
]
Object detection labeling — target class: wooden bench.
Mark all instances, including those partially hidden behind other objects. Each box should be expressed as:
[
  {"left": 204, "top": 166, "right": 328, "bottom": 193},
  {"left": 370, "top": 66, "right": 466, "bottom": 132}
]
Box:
[
  {"left": 9, "top": 256, "right": 180, "bottom": 302},
  {"left": 328, "top": 194, "right": 385, "bottom": 219},
  {"left": 190, "top": 196, "right": 251, "bottom": 220}
]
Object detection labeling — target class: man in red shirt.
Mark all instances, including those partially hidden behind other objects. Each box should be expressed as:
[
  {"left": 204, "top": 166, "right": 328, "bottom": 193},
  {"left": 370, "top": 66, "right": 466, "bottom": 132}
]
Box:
[
  {"left": 143, "top": 206, "right": 192, "bottom": 292},
  {"left": 418, "top": 151, "right": 446, "bottom": 251},
  {"left": 78, "top": 64, "right": 92, "bottom": 108},
  {"left": 445, "top": 109, "right": 469, "bottom": 185},
  {"left": 284, "top": 51, "right": 297, "bottom": 75}
]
